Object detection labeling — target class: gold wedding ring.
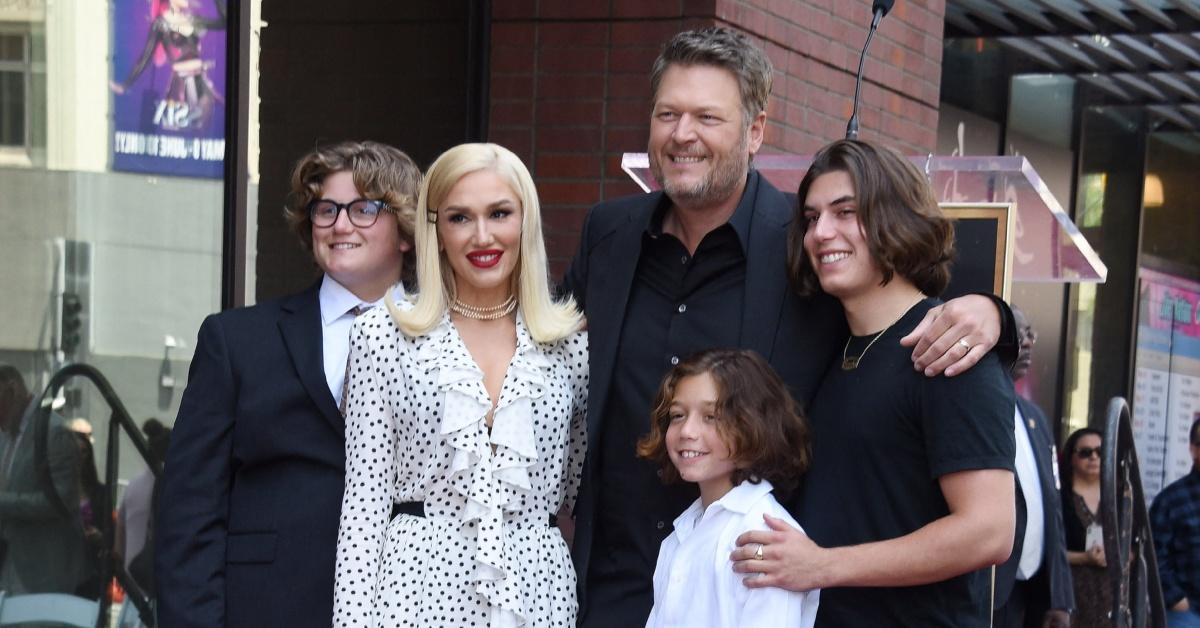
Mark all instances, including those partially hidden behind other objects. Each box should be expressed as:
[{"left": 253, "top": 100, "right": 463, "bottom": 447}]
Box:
[{"left": 753, "top": 543, "right": 764, "bottom": 561}]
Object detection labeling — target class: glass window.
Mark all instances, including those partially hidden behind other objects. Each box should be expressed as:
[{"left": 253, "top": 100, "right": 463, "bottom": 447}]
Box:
[
  {"left": 0, "top": 31, "right": 27, "bottom": 149},
  {"left": 0, "top": 1, "right": 228, "bottom": 620},
  {"left": 1003, "top": 74, "right": 1076, "bottom": 434},
  {"left": 1142, "top": 132, "right": 1200, "bottom": 276},
  {"left": 0, "top": 31, "right": 22, "bottom": 59},
  {"left": 1062, "top": 107, "right": 1146, "bottom": 432},
  {"left": 0, "top": 67, "right": 23, "bottom": 145}
]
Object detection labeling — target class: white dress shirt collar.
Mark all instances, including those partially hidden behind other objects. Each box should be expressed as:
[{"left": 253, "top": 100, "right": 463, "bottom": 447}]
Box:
[
  {"left": 319, "top": 275, "right": 373, "bottom": 326},
  {"left": 318, "top": 275, "right": 404, "bottom": 401},
  {"left": 672, "top": 479, "right": 775, "bottom": 541},
  {"left": 648, "top": 478, "right": 818, "bottom": 628}
]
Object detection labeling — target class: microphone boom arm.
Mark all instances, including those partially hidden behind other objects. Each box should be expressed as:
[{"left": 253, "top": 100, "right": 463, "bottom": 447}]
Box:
[{"left": 846, "top": 8, "right": 885, "bottom": 140}]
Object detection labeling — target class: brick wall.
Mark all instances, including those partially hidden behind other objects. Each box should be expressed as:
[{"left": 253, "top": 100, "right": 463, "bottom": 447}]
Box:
[{"left": 489, "top": 0, "right": 946, "bottom": 273}]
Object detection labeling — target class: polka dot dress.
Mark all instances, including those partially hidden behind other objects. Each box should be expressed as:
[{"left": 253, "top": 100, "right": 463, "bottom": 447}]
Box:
[{"left": 333, "top": 306, "right": 588, "bottom": 628}]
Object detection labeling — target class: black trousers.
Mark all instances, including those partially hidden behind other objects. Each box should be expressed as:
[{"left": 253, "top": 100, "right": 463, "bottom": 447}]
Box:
[{"left": 994, "top": 577, "right": 1055, "bottom": 628}]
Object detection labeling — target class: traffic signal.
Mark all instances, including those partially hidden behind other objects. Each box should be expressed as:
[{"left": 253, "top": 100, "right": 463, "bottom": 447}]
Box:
[{"left": 61, "top": 292, "right": 83, "bottom": 355}]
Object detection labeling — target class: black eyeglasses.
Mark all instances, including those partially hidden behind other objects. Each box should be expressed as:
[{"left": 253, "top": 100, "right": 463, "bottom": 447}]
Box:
[
  {"left": 1075, "top": 446, "right": 1101, "bottom": 459},
  {"left": 308, "top": 199, "right": 394, "bottom": 228}
]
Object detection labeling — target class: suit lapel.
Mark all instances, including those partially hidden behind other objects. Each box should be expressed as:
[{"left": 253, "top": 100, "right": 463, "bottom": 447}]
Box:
[
  {"left": 739, "top": 178, "right": 791, "bottom": 360},
  {"left": 278, "top": 283, "right": 343, "bottom": 432},
  {"left": 585, "top": 203, "right": 653, "bottom": 442}
]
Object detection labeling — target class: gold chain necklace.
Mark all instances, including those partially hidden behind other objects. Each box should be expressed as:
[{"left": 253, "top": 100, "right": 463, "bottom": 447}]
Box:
[
  {"left": 841, "top": 301, "right": 922, "bottom": 370},
  {"left": 841, "top": 327, "right": 891, "bottom": 370},
  {"left": 450, "top": 294, "right": 517, "bottom": 320}
]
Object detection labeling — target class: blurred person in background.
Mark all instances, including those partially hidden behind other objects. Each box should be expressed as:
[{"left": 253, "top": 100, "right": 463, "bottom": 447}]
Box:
[
  {"left": 0, "top": 364, "right": 87, "bottom": 595},
  {"left": 67, "top": 417, "right": 94, "bottom": 444},
  {"left": 116, "top": 418, "right": 172, "bottom": 595},
  {"left": 1150, "top": 417, "right": 1200, "bottom": 628},
  {"left": 68, "top": 420, "right": 107, "bottom": 599}
]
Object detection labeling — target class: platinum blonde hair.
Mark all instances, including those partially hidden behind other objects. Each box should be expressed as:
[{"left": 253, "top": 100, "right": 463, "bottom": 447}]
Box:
[{"left": 388, "top": 143, "right": 583, "bottom": 344}]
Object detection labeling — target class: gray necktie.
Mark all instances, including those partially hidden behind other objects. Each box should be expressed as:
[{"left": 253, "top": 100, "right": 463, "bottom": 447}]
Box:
[{"left": 339, "top": 305, "right": 369, "bottom": 416}]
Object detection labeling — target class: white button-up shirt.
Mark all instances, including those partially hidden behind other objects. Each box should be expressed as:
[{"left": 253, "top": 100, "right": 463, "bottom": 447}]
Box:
[
  {"left": 1013, "top": 405, "right": 1045, "bottom": 579},
  {"left": 319, "top": 276, "right": 401, "bottom": 402},
  {"left": 646, "top": 480, "right": 819, "bottom": 628}
]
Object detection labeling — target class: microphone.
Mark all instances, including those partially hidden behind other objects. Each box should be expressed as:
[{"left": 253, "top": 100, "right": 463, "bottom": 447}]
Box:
[{"left": 845, "top": 0, "right": 895, "bottom": 140}]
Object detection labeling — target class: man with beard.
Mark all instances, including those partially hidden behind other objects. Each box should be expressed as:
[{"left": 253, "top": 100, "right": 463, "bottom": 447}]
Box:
[{"left": 561, "top": 26, "right": 1016, "bottom": 627}]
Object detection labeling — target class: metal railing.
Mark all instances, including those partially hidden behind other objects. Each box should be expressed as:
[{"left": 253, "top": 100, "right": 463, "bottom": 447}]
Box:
[
  {"left": 31, "top": 362, "right": 159, "bottom": 628},
  {"left": 1100, "top": 396, "right": 1166, "bottom": 628}
]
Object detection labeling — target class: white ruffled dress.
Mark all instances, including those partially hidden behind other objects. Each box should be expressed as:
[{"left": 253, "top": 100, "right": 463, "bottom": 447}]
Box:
[{"left": 333, "top": 306, "right": 588, "bottom": 628}]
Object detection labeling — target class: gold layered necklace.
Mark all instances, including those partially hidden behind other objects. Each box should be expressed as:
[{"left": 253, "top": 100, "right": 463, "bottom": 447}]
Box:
[{"left": 450, "top": 294, "right": 517, "bottom": 320}]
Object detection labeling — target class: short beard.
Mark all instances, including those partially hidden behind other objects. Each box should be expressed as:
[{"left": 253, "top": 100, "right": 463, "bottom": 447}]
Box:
[{"left": 650, "top": 130, "right": 750, "bottom": 210}]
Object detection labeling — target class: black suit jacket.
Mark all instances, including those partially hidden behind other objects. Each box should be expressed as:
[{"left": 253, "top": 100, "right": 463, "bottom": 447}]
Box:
[
  {"left": 156, "top": 282, "right": 347, "bottom": 628},
  {"left": 561, "top": 173, "right": 844, "bottom": 615},
  {"left": 994, "top": 396, "right": 1075, "bottom": 617}
]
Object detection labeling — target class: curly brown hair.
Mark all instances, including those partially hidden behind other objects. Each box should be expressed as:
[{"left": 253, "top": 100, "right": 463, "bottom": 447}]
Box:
[
  {"left": 283, "top": 141, "right": 420, "bottom": 280},
  {"left": 787, "top": 139, "right": 954, "bottom": 298},
  {"left": 636, "top": 349, "right": 811, "bottom": 495}
]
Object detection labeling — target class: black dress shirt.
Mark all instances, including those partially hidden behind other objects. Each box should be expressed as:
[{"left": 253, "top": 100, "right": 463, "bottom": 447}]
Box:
[{"left": 585, "top": 174, "right": 758, "bottom": 623}]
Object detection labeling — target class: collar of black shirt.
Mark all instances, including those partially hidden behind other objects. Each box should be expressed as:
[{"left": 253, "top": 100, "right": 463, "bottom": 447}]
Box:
[{"left": 645, "top": 170, "right": 761, "bottom": 253}]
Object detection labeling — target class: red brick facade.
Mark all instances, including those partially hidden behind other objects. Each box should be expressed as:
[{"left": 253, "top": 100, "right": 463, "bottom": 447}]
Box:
[{"left": 489, "top": 0, "right": 947, "bottom": 272}]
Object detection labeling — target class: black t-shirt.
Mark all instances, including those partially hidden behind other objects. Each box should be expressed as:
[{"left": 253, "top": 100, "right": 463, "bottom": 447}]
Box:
[{"left": 796, "top": 297, "right": 1016, "bottom": 628}]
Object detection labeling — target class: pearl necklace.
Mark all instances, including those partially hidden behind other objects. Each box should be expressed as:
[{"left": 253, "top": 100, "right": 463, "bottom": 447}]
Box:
[{"left": 450, "top": 294, "right": 517, "bottom": 320}]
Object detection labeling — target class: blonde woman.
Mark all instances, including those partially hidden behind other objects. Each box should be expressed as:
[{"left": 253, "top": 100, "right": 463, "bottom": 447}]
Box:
[{"left": 333, "top": 143, "right": 588, "bottom": 628}]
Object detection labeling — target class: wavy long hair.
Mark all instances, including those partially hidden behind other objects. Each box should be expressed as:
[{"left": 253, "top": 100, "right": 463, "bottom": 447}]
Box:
[
  {"left": 637, "top": 348, "right": 810, "bottom": 495},
  {"left": 787, "top": 139, "right": 954, "bottom": 298}
]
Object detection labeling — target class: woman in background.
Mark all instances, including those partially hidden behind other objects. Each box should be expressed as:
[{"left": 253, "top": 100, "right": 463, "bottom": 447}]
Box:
[{"left": 1061, "top": 427, "right": 1111, "bottom": 627}]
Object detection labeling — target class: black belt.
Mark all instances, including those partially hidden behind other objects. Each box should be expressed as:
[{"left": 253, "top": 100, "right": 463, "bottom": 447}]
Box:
[{"left": 391, "top": 501, "right": 558, "bottom": 528}]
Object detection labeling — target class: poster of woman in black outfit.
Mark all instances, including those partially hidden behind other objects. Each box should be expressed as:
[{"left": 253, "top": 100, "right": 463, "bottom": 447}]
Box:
[{"left": 111, "top": 0, "right": 226, "bottom": 132}]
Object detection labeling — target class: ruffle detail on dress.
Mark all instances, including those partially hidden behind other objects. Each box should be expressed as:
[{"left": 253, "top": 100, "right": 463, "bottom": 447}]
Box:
[{"left": 422, "top": 312, "right": 550, "bottom": 628}]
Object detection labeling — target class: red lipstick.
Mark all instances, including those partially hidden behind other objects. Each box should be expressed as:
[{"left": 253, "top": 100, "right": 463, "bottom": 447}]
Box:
[{"left": 467, "top": 249, "right": 503, "bottom": 268}]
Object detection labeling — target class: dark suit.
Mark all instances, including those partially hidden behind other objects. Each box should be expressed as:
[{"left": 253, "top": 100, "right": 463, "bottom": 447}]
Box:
[
  {"left": 993, "top": 396, "right": 1075, "bottom": 626},
  {"left": 562, "top": 172, "right": 844, "bottom": 623},
  {"left": 157, "top": 282, "right": 346, "bottom": 628}
]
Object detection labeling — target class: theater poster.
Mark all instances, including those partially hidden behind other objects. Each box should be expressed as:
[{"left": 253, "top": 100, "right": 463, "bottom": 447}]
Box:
[
  {"left": 110, "top": 0, "right": 227, "bottom": 179},
  {"left": 1133, "top": 268, "right": 1200, "bottom": 505}
]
